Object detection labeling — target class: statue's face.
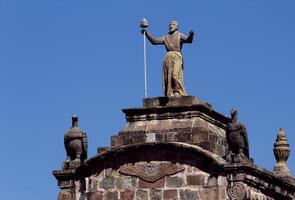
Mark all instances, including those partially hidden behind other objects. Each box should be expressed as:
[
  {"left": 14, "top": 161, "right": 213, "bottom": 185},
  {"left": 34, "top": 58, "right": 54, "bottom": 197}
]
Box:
[{"left": 169, "top": 21, "right": 178, "bottom": 32}]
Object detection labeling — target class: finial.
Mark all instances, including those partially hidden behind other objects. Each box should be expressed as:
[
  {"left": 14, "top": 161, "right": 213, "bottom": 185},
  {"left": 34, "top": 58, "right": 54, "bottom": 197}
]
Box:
[
  {"left": 71, "top": 115, "right": 78, "bottom": 127},
  {"left": 140, "top": 18, "right": 148, "bottom": 29},
  {"left": 273, "top": 128, "right": 291, "bottom": 177}
]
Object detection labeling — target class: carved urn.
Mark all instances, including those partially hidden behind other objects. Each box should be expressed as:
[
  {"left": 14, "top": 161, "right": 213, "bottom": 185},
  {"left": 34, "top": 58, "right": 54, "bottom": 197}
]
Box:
[{"left": 273, "top": 128, "right": 291, "bottom": 177}]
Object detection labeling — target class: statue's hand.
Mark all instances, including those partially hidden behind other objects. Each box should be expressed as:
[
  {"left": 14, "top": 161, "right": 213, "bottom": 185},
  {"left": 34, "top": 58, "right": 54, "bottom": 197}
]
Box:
[
  {"left": 141, "top": 29, "right": 147, "bottom": 34},
  {"left": 189, "top": 30, "right": 194, "bottom": 36}
]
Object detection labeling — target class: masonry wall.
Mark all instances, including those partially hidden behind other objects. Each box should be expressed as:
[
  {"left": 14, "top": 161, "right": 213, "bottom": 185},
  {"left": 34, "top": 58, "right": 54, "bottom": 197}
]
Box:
[{"left": 76, "top": 161, "right": 228, "bottom": 200}]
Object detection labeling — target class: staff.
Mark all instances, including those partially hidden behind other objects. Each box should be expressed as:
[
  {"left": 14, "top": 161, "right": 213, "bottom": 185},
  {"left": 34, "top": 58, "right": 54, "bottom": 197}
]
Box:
[{"left": 140, "top": 18, "right": 148, "bottom": 98}]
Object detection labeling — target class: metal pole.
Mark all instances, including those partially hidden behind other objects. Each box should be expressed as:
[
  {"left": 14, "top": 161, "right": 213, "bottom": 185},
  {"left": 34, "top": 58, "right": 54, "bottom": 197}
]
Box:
[{"left": 143, "top": 31, "right": 147, "bottom": 98}]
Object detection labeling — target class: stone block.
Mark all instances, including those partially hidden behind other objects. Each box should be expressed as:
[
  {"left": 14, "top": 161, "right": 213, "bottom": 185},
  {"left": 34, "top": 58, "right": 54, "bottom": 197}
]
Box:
[
  {"left": 199, "top": 188, "right": 223, "bottom": 200},
  {"left": 146, "top": 133, "right": 156, "bottom": 142},
  {"left": 218, "top": 176, "right": 228, "bottom": 187},
  {"left": 147, "top": 120, "right": 170, "bottom": 132},
  {"left": 150, "top": 189, "right": 162, "bottom": 200},
  {"left": 104, "top": 191, "right": 118, "bottom": 200},
  {"left": 207, "top": 176, "right": 218, "bottom": 187},
  {"left": 165, "top": 132, "right": 177, "bottom": 142},
  {"left": 169, "top": 119, "right": 192, "bottom": 130},
  {"left": 187, "top": 174, "right": 205, "bottom": 186},
  {"left": 166, "top": 176, "right": 184, "bottom": 188},
  {"left": 191, "top": 130, "right": 209, "bottom": 143},
  {"left": 99, "top": 177, "right": 116, "bottom": 189},
  {"left": 192, "top": 118, "right": 208, "bottom": 129},
  {"left": 87, "top": 191, "right": 103, "bottom": 200},
  {"left": 163, "top": 189, "right": 178, "bottom": 200},
  {"left": 176, "top": 132, "right": 192, "bottom": 143},
  {"left": 120, "top": 190, "right": 135, "bottom": 200},
  {"left": 117, "top": 176, "right": 133, "bottom": 189},
  {"left": 155, "top": 133, "right": 167, "bottom": 142},
  {"left": 139, "top": 178, "right": 164, "bottom": 188},
  {"left": 136, "top": 189, "right": 148, "bottom": 200},
  {"left": 179, "top": 189, "right": 198, "bottom": 200}
]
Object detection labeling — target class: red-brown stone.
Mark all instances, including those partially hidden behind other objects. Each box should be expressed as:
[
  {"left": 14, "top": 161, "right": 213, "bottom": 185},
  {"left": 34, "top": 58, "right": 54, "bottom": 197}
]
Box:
[
  {"left": 105, "top": 191, "right": 118, "bottom": 200},
  {"left": 163, "top": 189, "right": 178, "bottom": 199},
  {"left": 120, "top": 190, "right": 135, "bottom": 200}
]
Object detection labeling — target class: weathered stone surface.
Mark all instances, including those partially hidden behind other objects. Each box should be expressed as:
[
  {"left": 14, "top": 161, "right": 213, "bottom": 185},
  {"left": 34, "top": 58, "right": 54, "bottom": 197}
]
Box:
[
  {"left": 99, "top": 177, "right": 116, "bottom": 189},
  {"left": 87, "top": 191, "right": 103, "bottom": 200},
  {"left": 139, "top": 178, "right": 164, "bottom": 188},
  {"left": 54, "top": 96, "right": 295, "bottom": 200},
  {"left": 104, "top": 191, "right": 118, "bottom": 200},
  {"left": 57, "top": 190, "right": 73, "bottom": 200},
  {"left": 207, "top": 176, "right": 218, "bottom": 187},
  {"left": 187, "top": 174, "right": 205, "bottom": 186},
  {"left": 143, "top": 96, "right": 206, "bottom": 108},
  {"left": 199, "top": 188, "right": 219, "bottom": 200},
  {"left": 150, "top": 189, "right": 162, "bottom": 200},
  {"left": 120, "top": 190, "right": 135, "bottom": 200},
  {"left": 117, "top": 176, "right": 136, "bottom": 189},
  {"left": 166, "top": 176, "right": 184, "bottom": 188},
  {"left": 179, "top": 189, "right": 198, "bottom": 200},
  {"left": 118, "top": 99, "right": 229, "bottom": 157},
  {"left": 136, "top": 189, "right": 148, "bottom": 200},
  {"left": 146, "top": 133, "right": 156, "bottom": 142},
  {"left": 163, "top": 189, "right": 178, "bottom": 200}
]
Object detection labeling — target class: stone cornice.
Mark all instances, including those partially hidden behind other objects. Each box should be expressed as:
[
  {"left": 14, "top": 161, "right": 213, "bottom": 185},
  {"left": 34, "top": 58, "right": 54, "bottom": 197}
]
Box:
[{"left": 122, "top": 104, "right": 229, "bottom": 129}]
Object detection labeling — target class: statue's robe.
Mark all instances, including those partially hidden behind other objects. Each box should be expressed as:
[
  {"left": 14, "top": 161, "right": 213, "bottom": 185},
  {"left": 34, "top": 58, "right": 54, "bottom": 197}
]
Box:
[{"left": 163, "top": 31, "right": 187, "bottom": 97}]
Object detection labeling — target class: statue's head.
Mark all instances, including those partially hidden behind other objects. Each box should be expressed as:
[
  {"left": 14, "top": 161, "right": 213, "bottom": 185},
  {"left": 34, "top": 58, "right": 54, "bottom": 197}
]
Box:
[
  {"left": 169, "top": 20, "right": 178, "bottom": 33},
  {"left": 230, "top": 109, "right": 238, "bottom": 119}
]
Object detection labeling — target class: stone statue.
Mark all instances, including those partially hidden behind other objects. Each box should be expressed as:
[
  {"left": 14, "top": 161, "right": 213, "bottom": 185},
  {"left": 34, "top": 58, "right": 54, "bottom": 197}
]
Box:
[
  {"left": 226, "top": 109, "right": 249, "bottom": 163},
  {"left": 63, "top": 115, "right": 88, "bottom": 169},
  {"left": 141, "top": 20, "right": 194, "bottom": 97}
]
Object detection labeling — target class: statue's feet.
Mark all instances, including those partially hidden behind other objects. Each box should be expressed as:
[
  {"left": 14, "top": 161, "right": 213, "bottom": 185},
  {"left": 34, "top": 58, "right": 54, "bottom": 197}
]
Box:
[
  {"left": 233, "top": 153, "right": 247, "bottom": 163},
  {"left": 226, "top": 152, "right": 234, "bottom": 163},
  {"left": 62, "top": 160, "right": 70, "bottom": 170}
]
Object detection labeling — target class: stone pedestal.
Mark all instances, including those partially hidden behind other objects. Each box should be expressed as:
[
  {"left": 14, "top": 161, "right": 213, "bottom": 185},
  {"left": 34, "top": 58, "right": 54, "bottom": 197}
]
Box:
[
  {"left": 110, "top": 96, "right": 229, "bottom": 157},
  {"left": 52, "top": 169, "right": 76, "bottom": 200}
]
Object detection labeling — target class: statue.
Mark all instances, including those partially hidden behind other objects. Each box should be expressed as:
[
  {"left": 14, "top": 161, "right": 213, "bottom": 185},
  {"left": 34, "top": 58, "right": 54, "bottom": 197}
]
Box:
[
  {"left": 141, "top": 20, "right": 194, "bottom": 97},
  {"left": 63, "top": 115, "right": 88, "bottom": 169},
  {"left": 226, "top": 109, "right": 249, "bottom": 163}
]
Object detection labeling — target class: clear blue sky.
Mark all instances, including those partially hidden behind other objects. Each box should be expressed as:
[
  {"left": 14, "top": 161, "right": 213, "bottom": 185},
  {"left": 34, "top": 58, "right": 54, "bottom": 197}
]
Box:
[{"left": 1, "top": 1, "right": 295, "bottom": 199}]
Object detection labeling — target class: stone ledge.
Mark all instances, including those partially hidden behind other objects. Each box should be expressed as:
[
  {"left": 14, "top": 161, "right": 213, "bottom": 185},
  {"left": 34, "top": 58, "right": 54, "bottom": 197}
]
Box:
[{"left": 143, "top": 96, "right": 210, "bottom": 108}]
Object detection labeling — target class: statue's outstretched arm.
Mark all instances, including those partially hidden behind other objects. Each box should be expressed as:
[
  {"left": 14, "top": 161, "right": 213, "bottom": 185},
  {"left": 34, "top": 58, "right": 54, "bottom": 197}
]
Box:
[
  {"left": 143, "top": 30, "right": 164, "bottom": 45},
  {"left": 181, "top": 31, "right": 194, "bottom": 44}
]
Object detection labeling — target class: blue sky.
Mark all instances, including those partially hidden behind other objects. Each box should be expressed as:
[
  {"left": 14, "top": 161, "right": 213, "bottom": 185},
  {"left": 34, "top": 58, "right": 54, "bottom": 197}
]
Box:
[{"left": 1, "top": 1, "right": 295, "bottom": 199}]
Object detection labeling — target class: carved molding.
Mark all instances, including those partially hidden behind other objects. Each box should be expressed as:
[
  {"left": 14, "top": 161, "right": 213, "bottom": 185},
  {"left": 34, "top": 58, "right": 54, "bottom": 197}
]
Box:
[
  {"left": 119, "top": 163, "right": 184, "bottom": 182},
  {"left": 228, "top": 182, "right": 246, "bottom": 200}
]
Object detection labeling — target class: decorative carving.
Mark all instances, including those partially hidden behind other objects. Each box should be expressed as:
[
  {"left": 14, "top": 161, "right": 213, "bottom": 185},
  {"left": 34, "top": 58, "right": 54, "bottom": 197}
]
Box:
[
  {"left": 227, "top": 182, "right": 246, "bottom": 200},
  {"left": 226, "top": 109, "right": 249, "bottom": 163},
  {"left": 63, "top": 115, "right": 88, "bottom": 169},
  {"left": 119, "top": 163, "right": 184, "bottom": 182},
  {"left": 57, "top": 190, "right": 73, "bottom": 200},
  {"left": 273, "top": 128, "right": 291, "bottom": 178}
]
